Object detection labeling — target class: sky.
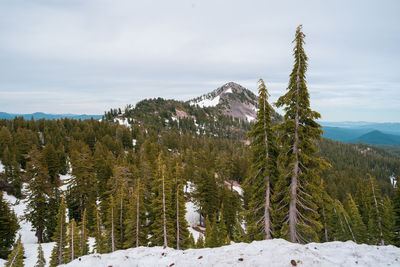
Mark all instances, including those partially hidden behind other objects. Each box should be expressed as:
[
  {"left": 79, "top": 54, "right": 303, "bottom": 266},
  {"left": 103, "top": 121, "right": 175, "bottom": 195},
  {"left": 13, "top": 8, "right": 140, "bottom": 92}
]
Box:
[{"left": 0, "top": 0, "right": 399, "bottom": 122}]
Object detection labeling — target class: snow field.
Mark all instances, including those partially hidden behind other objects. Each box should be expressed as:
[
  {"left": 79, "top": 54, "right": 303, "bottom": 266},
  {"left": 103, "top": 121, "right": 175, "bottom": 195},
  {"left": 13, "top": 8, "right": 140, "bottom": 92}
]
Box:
[{"left": 61, "top": 239, "right": 400, "bottom": 267}]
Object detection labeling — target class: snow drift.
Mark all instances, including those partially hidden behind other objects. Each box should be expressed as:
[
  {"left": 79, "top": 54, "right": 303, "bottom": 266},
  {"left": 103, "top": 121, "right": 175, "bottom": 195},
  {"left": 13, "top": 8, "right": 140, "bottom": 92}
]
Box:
[{"left": 61, "top": 239, "right": 400, "bottom": 267}]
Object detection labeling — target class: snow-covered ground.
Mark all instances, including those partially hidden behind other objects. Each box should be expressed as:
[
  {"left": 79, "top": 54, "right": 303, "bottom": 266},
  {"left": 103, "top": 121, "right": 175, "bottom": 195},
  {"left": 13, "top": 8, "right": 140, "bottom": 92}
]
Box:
[
  {"left": 184, "top": 181, "right": 204, "bottom": 242},
  {"left": 61, "top": 239, "right": 400, "bottom": 267}
]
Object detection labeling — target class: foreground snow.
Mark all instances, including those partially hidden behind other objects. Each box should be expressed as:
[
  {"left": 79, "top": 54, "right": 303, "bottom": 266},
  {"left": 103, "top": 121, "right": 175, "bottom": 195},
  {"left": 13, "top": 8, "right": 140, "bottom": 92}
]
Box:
[{"left": 61, "top": 239, "right": 400, "bottom": 267}]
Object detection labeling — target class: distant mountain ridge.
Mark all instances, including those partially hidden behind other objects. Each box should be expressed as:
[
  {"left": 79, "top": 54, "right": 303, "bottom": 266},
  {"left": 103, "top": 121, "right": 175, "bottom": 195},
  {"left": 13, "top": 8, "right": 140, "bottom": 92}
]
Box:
[
  {"left": 320, "top": 121, "right": 400, "bottom": 146},
  {"left": 352, "top": 130, "right": 400, "bottom": 146},
  {"left": 0, "top": 112, "right": 102, "bottom": 121}
]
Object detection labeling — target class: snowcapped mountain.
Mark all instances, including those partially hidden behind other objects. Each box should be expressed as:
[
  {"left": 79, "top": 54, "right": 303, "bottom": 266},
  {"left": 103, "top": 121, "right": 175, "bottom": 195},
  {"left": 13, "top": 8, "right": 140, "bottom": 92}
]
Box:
[{"left": 189, "top": 82, "right": 259, "bottom": 122}]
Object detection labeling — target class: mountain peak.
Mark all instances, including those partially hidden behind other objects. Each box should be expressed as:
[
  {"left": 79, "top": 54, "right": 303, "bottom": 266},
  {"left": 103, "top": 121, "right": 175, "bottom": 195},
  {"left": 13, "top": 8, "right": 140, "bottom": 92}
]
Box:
[{"left": 188, "top": 82, "right": 258, "bottom": 122}]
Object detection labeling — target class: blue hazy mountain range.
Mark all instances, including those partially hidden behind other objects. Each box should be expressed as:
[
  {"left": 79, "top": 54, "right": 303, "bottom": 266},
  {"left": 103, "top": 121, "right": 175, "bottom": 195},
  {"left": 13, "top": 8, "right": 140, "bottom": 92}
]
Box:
[
  {"left": 319, "top": 121, "right": 400, "bottom": 146},
  {"left": 0, "top": 112, "right": 102, "bottom": 121}
]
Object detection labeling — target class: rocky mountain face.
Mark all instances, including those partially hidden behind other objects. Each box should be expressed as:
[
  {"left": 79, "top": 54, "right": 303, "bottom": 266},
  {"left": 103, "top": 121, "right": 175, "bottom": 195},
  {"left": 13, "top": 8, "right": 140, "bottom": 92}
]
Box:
[
  {"left": 105, "top": 81, "right": 282, "bottom": 140},
  {"left": 189, "top": 82, "right": 259, "bottom": 122}
]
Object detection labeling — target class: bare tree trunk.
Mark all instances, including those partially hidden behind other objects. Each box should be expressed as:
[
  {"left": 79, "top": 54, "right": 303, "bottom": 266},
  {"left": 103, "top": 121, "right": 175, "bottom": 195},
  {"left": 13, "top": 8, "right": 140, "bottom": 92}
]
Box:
[
  {"left": 71, "top": 222, "right": 75, "bottom": 261},
  {"left": 263, "top": 96, "right": 272, "bottom": 240},
  {"left": 120, "top": 193, "right": 123, "bottom": 246},
  {"left": 111, "top": 205, "right": 115, "bottom": 252},
  {"left": 371, "top": 180, "right": 384, "bottom": 245},
  {"left": 136, "top": 179, "right": 140, "bottom": 247},
  {"left": 37, "top": 227, "right": 43, "bottom": 244},
  {"left": 176, "top": 181, "right": 180, "bottom": 249},
  {"left": 96, "top": 209, "right": 101, "bottom": 253},
  {"left": 9, "top": 243, "right": 20, "bottom": 267},
  {"left": 58, "top": 214, "right": 63, "bottom": 265},
  {"left": 289, "top": 54, "right": 301, "bottom": 243},
  {"left": 343, "top": 212, "right": 356, "bottom": 242},
  {"left": 322, "top": 203, "right": 329, "bottom": 242},
  {"left": 162, "top": 170, "right": 168, "bottom": 247}
]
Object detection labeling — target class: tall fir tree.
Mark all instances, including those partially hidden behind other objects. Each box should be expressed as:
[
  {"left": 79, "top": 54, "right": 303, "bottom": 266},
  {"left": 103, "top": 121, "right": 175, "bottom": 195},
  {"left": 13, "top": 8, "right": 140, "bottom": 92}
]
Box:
[
  {"left": 107, "top": 164, "right": 131, "bottom": 250},
  {"left": 393, "top": 186, "right": 400, "bottom": 246},
  {"left": 79, "top": 209, "right": 89, "bottom": 256},
  {"left": 345, "top": 194, "right": 367, "bottom": 244},
  {"left": 24, "top": 148, "right": 51, "bottom": 243},
  {"left": 67, "top": 147, "right": 96, "bottom": 228},
  {"left": 34, "top": 242, "right": 46, "bottom": 267},
  {"left": 94, "top": 203, "right": 106, "bottom": 254},
  {"left": 245, "top": 78, "right": 278, "bottom": 240},
  {"left": 124, "top": 179, "right": 147, "bottom": 248},
  {"left": 173, "top": 162, "right": 190, "bottom": 249},
  {"left": 149, "top": 154, "right": 174, "bottom": 247},
  {"left": 50, "top": 197, "right": 67, "bottom": 267},
  {"left": 0, "top": 192, "right": 19, "bottom": 259},
  {"left": 274, "top": 25, "right": 326, "bottom": 243},
  {"left": 5, "top": 235, "right": 24, "bottom": 267},
  {"left": 104, "top": 194, "right": 117, "bottom": 252},
  {"left": 64, "top": 219, "right": 80, "bottom": 263},
  {"left": 2, "top": 147, "right": 23, "bottom": 198}
]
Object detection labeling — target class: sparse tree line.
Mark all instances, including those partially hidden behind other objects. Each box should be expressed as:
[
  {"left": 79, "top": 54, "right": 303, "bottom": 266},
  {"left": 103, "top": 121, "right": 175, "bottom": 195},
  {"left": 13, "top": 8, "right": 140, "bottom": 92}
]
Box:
[{"left": 0, "top": 25, "right": 400, "bottom": 266}]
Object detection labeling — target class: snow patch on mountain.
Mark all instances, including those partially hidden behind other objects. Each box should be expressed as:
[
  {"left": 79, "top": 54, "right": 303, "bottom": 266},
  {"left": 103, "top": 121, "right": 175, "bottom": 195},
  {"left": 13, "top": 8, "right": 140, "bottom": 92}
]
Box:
[
  {"left": 246, "top": 115, "right": 255, "bottom": 122},
  {"left": 115, "top": 117, "right": 131, "bottom": 128},
  {"left": 0, "top": 160, "right": 4, "bottom": 173},
  {"left": 61, "top": 239, "right": 400, "bottom": 267},
  {"left": 191, "top": 95, "right": 220, "bottom": 108}
]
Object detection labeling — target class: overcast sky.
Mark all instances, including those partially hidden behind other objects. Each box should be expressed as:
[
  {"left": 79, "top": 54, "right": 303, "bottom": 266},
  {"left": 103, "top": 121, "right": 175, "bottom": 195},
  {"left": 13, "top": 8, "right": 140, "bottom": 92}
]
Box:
[{"left": 0, "top": 0, "right": 399, "bottom": 122}]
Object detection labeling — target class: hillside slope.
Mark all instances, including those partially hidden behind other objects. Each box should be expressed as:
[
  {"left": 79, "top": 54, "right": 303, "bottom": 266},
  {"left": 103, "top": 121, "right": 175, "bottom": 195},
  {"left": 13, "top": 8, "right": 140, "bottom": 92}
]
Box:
[
  {"left": 61, "top": 239, "right": 400, "bottom": 267},
  {"left": 352, "top": 130, "right": 400, "bottom": 146}
]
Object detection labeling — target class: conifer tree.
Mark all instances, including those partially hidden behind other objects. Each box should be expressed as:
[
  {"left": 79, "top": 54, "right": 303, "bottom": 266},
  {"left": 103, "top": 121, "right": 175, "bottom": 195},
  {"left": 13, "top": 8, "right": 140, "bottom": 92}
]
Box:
[
  {"left": 79, "top": 209, "right": 89, "bottom": 256},
  {"left": 196, "top": 235, "right": 205, "bottom": 248},
  {"left": 104, "top": 195, "right": 117, "bottom": 252},
  {"left": 274, "top": 25, "right": 326, "bottom": 243},
  {"left": 393, "top": 186, "right": 400, "bottom": 246},
  {"left": 208, "top": 215, "right": 220, "bottom": 248},
  {"left": 24, "top": 149, "right": 51, "bottom": 243},
  {"left": 149, "top": 154, "right": 174, "bottom": 247},
  {"left": 64, "top": 219, "right": 80, "bottom": 263},
  {"left": 50, "top": 197, "right": 67, "bottom": 267},
  {"left": 67, "top": 147, "right": 96, "bottom": 227},
  {"left": 0, "top": 126, "right": 12, "bottom": 159},
  {"left": 0, "top": 192, "right": 19, "bottom": 259},
  {"left": 94, "top": 204, "right": 106, "bottom": 254},
  {"left": 345, "top": 194, "right": 367, "bottom": 244},
  {"left": 108, "top": 164, "right": 131, "bottom": 250},
  {"left": 218, "top": 208, "right": 229, "bottom": 245},
  {"left": 34, "top": 242, "right": 45, "bottom": 267},
  {"left": 186, "top": 233, "right": 195, "bottom": 249},
  {"left": 5, "top": 235, "right": 24, "bottom": 267},
  {"left": 245, "top": 78, "right": 277, "bottom": 240},
  {"left": 124, "top": 179, "right": 147, "bottom": 248},
  {"left": 204, "top": 216, "right": 212, "bottom": 247},
  {"left": 174, "top": 162, "right": 189, "bottom": 249},
  {"left": 381, "top": 196, "right": 395, "bottom": 245},
  {"left": 366, "top": 175, "right": 386, "bottom": 245},
  {"left": 2, "top": 147, "right": 23, "bottom": 198}
]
